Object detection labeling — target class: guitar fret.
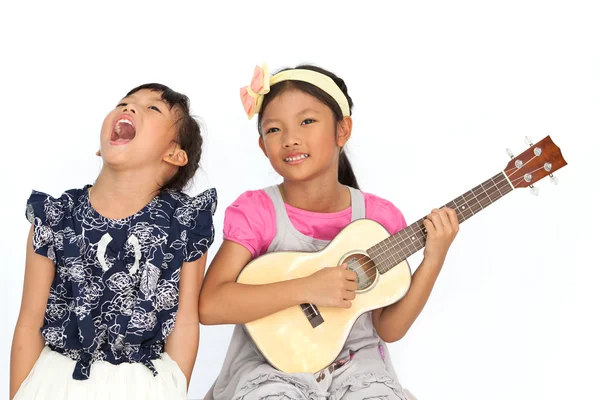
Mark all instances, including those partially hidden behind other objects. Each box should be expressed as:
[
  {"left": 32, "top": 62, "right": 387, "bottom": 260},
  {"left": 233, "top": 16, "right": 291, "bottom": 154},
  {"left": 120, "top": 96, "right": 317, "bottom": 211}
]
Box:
[
  {"left": 384, "top": 238, "right": 396, "bottom": 272},
  {"left": 407, "top": 227, "right": 420, "bottom": 253},
  {"left": 462, "top": 192, "right": 476, "bottom": 217},
  {"left": 378, "top": 241, "right": 389, "bottom": 273},
  {"left": 454, "top": 199, "right": 468, "bottom": 223},
  {"left": 479, "top": 184, "right": 494, "bottom": 206},
  {"left": 403, "top": 227, "right": 415, "bottom": 254},
  {"left": 470, "top": 189, "right": 484, "bottom": 212},
  {"left": 483, "top": 179, "right": 502, "bottom": 203},
  {"left": 454, "top": 197, "right": 467, "bottom": 223}
]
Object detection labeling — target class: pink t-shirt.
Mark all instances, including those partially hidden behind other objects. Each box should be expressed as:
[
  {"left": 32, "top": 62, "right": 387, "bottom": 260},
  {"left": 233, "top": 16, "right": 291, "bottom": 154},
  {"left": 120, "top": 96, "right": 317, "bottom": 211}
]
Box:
[{"left": 224, "top": 189, "right": 407, "bottom": 258}]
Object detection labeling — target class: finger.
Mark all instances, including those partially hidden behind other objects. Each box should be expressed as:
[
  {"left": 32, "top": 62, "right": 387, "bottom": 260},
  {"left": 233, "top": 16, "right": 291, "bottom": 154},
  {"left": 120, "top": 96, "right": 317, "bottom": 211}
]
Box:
[
  {"left": 345, "top": 281, "right": 358, "bottom": 291},
  {"left": 344, "top": 290, "right": 356, "bottom": 300},
  {"left": 429, "top": 212, "right": 443, "bottom": 230},
  {"left": 340, "top": 300, "right": 352, "bottom": 309},
  {"left": 344, "top": 270, "right": 357, "bottom": 281},
  {"left": 423, "top": 218, "right": 434, "bottom": 234},
  {"left": 436, "top": 209, "right": 451, "bottom": 228},
  {"left": 446, "top": 207, "right": 460, "bottom": 231},
  {"left": 339, "top": 263, "right": 348, "bottom": 269}
]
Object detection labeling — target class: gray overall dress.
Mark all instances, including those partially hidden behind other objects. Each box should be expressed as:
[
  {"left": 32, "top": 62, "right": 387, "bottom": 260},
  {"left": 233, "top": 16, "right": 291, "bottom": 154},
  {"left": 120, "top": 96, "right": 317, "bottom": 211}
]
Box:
[{"left": 204, "top": 186, "right": 413, "bottom": 400}]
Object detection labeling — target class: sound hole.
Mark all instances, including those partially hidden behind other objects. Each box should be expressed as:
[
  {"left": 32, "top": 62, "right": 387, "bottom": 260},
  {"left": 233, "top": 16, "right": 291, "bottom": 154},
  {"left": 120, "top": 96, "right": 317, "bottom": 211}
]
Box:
[{"left": 343, "top": 253, "right": 377, "bottom": 291}]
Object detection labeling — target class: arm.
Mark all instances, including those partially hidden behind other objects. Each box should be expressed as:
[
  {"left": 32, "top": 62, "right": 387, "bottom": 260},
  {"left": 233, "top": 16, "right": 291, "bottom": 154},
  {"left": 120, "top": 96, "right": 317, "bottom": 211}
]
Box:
[
  {"left": 373, "top": 207, "right": 459, "bottom": 343},
  {"left": 199, "top": 240, "right": 358, "bottom": 325},
  {"left": 199, "top": 241, "right": 308, "bottom": 325},
  {"left": 10, "top": 226, "right": 55, "bottom": 399},
  {"left": 164, "top": 253, "right": 207, "bottom": 388}
]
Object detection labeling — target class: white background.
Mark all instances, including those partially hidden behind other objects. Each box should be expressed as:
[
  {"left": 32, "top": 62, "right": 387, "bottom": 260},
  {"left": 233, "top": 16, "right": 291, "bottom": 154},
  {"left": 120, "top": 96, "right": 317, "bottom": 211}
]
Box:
[{"left": 1, "top": 1, "right": 598, "bottom": 399}]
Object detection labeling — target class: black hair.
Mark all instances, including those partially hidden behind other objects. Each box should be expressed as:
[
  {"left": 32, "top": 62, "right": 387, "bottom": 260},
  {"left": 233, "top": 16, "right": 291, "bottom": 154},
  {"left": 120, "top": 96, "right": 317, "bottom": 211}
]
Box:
[{"left": 126, "top": 83, "right": 202, "bottom": 191}]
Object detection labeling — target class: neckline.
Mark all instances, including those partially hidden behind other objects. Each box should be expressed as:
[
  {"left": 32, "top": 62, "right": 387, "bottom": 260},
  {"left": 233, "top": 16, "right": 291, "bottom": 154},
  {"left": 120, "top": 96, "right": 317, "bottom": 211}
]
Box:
[
  {"left": 83, "top": 185, "right": 160, "bottom": 223},
  {"left": 272, "top": 185, "right": 357, "bottom": 245},
  {"left": 283, "top": 202, "right": 352, "bottom": 219},
  {"left": 277, "top": 184, "right": 353, "bottom": 217}
]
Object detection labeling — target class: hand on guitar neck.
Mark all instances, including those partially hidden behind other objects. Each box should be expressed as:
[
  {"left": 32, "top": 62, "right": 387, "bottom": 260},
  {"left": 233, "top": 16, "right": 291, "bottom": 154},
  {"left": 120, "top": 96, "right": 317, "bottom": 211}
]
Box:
[
  {"left": 422, "top": 207, "right": 460, "bottom": 266},
  {"left": 373, "top": 206, "right": 459, "bottom": 343}
]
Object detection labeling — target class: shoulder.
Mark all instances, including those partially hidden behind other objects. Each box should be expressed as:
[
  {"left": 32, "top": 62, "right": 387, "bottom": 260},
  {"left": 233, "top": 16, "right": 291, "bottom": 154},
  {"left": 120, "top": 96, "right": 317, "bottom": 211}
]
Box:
[
  {"left": 363, "top": 191, "right": 407, "bottom": 235},
  {"left": 223, "top": 189, "right": 276, "bottom": 258},
  {"left": 225, "top": 189, "right": 275, "bottom": 226},
  {"left": 25, "top": 186, "right": 89, "bottom": 261},
  {"left": 26, "top": 186, "right": 89, "bottom": 226},
  {"left": 163, "top": 187, "right": 217, "bottom": 214},
  {"left": 228, "top": 189, "right": 272, "bottom": 210},
  {"left": 163, "top": 188, "right": 218, "bottom": 262}
]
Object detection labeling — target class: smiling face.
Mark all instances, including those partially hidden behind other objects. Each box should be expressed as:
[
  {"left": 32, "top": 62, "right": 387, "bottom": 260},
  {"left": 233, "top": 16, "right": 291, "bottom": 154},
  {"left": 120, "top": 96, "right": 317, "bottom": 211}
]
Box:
[
  {"left": 259, "top": 88, "right": 351, "bottom": 183},
  {"left": 99, "top": 88, "right": 183, "bottom": 170}
]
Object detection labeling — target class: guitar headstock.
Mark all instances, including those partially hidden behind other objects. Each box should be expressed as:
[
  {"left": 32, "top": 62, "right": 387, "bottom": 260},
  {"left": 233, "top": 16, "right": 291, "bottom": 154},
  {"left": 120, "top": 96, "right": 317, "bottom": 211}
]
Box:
[{"left": 504, "top": 136, "right": 567, "bottom": 193}]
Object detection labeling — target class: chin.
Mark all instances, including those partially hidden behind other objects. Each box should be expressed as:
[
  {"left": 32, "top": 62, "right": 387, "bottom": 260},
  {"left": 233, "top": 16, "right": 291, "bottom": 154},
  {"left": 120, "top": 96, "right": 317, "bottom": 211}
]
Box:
[
  {"left": 274, "top": 169, "right": 315, "bottom": 183},
  {"left": 101, "top": 149, "right": 135, "bottom": 169}
]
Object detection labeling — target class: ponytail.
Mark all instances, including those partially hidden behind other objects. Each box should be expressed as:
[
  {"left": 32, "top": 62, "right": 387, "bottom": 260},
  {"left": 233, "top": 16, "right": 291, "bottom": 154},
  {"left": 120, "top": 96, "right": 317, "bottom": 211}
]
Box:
[{"left": 338, "top": 151, "right": 359, "bottom": 189}]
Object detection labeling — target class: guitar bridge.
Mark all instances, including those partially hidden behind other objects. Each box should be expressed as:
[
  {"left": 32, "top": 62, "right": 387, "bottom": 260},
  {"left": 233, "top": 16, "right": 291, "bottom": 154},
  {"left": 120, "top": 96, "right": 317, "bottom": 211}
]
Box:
[{"left": 301, "top": 303, "right": 324, "bottom": 328}]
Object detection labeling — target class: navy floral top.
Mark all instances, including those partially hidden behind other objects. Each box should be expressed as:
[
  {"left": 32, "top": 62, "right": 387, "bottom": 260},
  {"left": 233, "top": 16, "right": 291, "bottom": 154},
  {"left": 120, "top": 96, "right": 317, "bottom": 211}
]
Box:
[{"left": 26, "top": 185, "right": 216, "bottom": 380}]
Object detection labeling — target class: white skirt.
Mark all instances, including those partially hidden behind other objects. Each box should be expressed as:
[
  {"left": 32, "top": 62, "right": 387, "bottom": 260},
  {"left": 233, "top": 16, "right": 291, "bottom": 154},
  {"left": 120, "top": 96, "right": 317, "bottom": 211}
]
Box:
[{"left": 14, "top": 346, "right": 187, "bottom": 400}]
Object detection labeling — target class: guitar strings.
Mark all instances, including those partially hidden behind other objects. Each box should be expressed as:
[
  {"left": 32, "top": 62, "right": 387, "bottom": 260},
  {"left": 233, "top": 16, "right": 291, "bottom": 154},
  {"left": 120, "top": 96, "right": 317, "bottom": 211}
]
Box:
[
  {"left": 300, "top": 178, "right": 510, "bottom": 316},
  {"left": 300, "top": 169, "right": 524, "bottom": 317},
  {"left": 299, "top": 177, "right": 514, "bottom": 317},
  {"left": 348, "top": 177, "right": 511, "bottom": 283}
]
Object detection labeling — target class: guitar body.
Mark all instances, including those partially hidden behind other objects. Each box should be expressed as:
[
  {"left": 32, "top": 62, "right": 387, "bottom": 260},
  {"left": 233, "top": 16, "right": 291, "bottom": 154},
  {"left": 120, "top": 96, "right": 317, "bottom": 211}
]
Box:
[{"left": 237, "top": 219, "right": 412, "bottom": 374}]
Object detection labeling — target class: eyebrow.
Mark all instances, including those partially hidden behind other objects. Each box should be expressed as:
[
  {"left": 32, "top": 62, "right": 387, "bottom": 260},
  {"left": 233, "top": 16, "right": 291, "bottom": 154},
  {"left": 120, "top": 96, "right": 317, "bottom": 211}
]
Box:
[
  {"left": 262, "top": 108, "right": 322, "bottom": 126},
  {"left": 296, "top": 108, "right": 322, "bottom": 116},
  {"left": 121, "top": 94, "right": 169, "bottom": 106},
  {"left": 261, "top": 117, "right": 280, "bottom": 126}
]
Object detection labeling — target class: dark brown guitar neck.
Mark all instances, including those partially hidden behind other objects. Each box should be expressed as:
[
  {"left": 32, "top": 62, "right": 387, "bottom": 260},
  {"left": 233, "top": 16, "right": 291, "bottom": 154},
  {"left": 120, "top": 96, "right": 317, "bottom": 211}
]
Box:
[{"left": 368, "top": 172, "right": 513, "bottom": 273}]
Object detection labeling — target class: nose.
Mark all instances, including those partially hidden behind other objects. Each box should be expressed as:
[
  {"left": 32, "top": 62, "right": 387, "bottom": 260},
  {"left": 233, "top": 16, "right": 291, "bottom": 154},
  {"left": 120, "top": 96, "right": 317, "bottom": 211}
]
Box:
[
  {"left": 122, "top": 105, "right": 137, "bottom": 114},
  {"left": 282, "top": 129, "right": 301, "bottom": 148}
]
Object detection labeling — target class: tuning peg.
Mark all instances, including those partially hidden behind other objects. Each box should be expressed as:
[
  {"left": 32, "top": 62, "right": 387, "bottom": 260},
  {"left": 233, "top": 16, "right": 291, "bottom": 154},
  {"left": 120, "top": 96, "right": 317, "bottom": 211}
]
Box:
[
  {"left": 550, "top": 174, "right": 559, "bottom": 185},
  {"left": 525, "top": 136, "right": 533, "bottom": 146},
  {"left": 506, "top": 148, "right": 514, "bottom": 159},
  {"left": 529, "top": 185, "right": 539, "bottom": 196}
]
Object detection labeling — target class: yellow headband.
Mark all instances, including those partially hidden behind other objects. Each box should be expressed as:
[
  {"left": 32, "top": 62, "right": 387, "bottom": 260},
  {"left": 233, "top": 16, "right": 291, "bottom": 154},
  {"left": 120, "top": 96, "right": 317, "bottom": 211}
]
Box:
[{"left": 240, "top": 63, "right": 351, "bottom": 120}]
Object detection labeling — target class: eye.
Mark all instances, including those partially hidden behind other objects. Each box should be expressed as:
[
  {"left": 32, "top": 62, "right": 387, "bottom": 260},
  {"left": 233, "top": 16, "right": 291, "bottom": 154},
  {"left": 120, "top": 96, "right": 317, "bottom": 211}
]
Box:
[
  {"left": 116, "top": 103, "right": 126, "bottom": 108},
  {"left": 265, "top": 127, "right": 280, "bottom": 134},
  {"left": 301, "top": 119, "right": 315, "bottom": 125},
  {"left": 149, "top": 105, "right": 161, "bottom": 112}
]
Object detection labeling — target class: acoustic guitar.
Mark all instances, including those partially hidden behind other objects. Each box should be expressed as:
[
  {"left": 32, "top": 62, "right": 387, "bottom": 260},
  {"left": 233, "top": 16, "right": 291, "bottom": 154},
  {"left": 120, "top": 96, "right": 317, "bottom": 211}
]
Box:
[{"left": 237, "top": 136, "right": 567, "bottom": 374}]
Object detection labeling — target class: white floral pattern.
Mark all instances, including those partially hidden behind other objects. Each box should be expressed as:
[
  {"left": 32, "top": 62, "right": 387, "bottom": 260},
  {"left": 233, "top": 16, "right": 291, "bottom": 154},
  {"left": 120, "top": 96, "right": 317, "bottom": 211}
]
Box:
[{"left": 26, "top": 186, "right": 216, "bottom": 380}]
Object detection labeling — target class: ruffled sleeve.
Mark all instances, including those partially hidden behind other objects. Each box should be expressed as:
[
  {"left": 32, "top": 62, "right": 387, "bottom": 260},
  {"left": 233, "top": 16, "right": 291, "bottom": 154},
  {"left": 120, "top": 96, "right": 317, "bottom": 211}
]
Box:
[
  {"left": 25, "top": 190, "right": 69, "bottom": 263},
  {"left": 223, "top": 190, "right": 277, "bottom": 258},
  {"left": 172, "top": 188, "right": 217, "bottom": 263}
]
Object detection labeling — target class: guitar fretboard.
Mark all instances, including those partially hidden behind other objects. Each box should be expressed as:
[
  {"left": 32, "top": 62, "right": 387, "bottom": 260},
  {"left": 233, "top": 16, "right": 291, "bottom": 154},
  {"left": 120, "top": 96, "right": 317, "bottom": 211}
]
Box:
[{"left": 368, "top": 172, "right": 513, "bottom": 273}]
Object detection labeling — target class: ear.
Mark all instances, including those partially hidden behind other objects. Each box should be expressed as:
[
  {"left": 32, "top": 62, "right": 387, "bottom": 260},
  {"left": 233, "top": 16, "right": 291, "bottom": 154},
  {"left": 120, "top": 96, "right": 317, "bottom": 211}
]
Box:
[
  {"left": 258, "top": 135, "right": 269, "bottom": 158},
  {"left": 163, "top": 148, "right": 189, "bottom": 167},
  {"left": 336, "top": 116, "right": 353, "bottom": 148}
]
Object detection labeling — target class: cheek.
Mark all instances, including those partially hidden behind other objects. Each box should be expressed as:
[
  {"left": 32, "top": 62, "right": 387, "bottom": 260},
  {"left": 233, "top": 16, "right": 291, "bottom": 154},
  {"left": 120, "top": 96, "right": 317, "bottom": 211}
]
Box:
[
  {"left": 311, "top": 131, "right": 338, "bottom": 154},
  {"left": 100, "top": 113, "right": 115, "bottom": 137},
  {"left": 263, "top": 137, "right": 279, "bottom": 156},
  {"left": 145, "top": 123, "right": 177, "bottom": 151}
]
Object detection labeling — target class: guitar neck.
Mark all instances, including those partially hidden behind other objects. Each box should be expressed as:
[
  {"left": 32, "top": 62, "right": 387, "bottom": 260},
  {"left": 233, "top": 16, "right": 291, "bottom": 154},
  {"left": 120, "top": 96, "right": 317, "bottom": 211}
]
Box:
[{"left": 368, "top": 172, "right": 514, "bottom": 273}]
